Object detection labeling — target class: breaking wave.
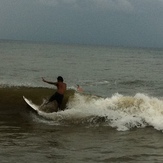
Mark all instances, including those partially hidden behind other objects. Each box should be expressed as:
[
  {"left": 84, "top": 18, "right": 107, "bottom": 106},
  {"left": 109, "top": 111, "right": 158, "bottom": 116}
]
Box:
[
  {"left": 37, "top": 92, "right": 163, "bottom": 132},
  {"left": 1, "top": 85, "right": 163, "bottom": 131}
]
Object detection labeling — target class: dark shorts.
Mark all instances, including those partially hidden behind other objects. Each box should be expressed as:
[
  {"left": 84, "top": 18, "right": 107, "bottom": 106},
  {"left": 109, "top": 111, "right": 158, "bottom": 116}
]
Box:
[{"left": 48, "top": 92, "right": 64, "bottom": 107}]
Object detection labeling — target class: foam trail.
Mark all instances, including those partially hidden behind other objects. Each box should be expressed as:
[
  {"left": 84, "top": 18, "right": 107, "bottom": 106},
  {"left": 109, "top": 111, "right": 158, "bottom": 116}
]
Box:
[{"left": 34, "top": 93, "right": 163, "bottom": 131}]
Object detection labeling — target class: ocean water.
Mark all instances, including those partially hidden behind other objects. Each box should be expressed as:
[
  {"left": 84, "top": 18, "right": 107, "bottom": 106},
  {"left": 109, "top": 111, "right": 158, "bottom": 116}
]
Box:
[{"left": 1, "top": 40, "right": 163, "bottom": 162}]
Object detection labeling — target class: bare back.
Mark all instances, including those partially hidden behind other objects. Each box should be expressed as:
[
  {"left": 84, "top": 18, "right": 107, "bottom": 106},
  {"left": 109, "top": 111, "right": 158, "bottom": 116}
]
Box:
[{"left": 56, "top": 82, "right": 67, "bottom": 95}]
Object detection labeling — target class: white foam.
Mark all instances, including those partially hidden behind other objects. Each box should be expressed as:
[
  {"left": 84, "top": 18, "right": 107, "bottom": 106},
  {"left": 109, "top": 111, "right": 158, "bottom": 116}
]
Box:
[{"left": 33, "top": 92, "right": 163, "bottom": 131}]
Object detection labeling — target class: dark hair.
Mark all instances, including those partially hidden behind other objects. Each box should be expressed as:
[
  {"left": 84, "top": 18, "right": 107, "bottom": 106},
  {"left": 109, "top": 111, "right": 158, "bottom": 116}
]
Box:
[{"left": 57, "top": 76, "right": 63, "bottom": 82}]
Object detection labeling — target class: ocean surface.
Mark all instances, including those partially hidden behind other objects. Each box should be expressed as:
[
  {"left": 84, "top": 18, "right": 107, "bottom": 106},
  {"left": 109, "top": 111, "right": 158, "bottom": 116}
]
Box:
[{"left": 1, "top": 40, "right": 163, "bottom": 162}]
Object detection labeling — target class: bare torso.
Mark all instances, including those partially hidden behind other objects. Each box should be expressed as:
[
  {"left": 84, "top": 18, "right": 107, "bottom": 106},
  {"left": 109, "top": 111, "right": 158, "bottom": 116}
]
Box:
[{"left": 56, "top": 82, "right": 67, "bottom": 94}]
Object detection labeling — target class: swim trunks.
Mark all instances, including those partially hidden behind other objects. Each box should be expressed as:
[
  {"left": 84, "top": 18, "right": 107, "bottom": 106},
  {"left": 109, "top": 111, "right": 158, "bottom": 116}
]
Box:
[{"left": 48, "top": 92, "right": 64, "bottom": 108}]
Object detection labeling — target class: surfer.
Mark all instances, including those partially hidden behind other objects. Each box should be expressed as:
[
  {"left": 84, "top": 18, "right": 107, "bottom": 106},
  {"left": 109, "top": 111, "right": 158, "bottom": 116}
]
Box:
[
  {"left": 77, "top": 84, "right": 83, "bottom": 93},
  {"left": 42, "top": 76, "right": 67, "bottom": 110}
]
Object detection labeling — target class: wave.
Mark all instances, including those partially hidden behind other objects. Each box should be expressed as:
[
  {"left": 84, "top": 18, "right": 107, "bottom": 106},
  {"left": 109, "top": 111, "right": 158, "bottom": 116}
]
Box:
[
  {"left": 33, "top": 91, "right": 163, "bottom": 132},
  {"left": 1, "top": 86, "right": 163, "bottom": 131},
  {"left": 0, "top": 86, "right": 74, "bottom": 110},
  {"left": 118, "top": 79, "right": 154, "bottom": 87}
]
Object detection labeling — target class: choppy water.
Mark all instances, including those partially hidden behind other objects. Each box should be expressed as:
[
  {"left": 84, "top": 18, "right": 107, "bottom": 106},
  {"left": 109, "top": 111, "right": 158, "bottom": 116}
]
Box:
[{"left": 1, "top": 40, "right": 163, "bottom": 162}]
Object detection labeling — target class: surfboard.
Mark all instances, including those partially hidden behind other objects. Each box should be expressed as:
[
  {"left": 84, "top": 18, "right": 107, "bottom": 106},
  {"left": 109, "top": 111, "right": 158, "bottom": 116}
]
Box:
[
  {"left": 23, "top": 96, "right": 58, "bottom": 113},
  {"left": 23, "top": 96, "right": 40, "bottom": 112}
]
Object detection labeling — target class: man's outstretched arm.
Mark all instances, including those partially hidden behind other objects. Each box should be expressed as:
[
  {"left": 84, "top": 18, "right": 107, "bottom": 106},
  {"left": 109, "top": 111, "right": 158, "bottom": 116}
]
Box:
[{"left": 42, "top": 77, "right": 57, "bottom": 85}]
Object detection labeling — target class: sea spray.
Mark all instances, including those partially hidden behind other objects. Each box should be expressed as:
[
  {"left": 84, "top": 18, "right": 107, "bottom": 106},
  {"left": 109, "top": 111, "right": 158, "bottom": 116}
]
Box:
[{"left": 38, "top": 93, "right": 163, "bottom": 131}]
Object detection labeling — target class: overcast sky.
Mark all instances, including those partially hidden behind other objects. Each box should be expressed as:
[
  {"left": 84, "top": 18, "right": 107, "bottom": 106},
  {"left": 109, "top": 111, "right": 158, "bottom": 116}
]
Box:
[{"left": 0, "top": 0, "right": 163, "bottom": 48}]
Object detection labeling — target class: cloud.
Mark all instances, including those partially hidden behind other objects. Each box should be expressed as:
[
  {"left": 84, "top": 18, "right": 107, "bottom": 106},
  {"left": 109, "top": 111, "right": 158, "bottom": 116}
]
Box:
[
  {"left": 36, "top": 0, "right": 163, "bottom": 13},
  {"left": 91, "top": 0, "right": 133, "bottom": 11},
  {"left": 0, "top": 0, "right": 163, "bottom": 47},
  {"left": 37, "top": 0, "right": 58, "bottom": 6},
  {"left": 37, "top": 0, "right": 77, "bottom": 7},
  {"left": 37, "top": 0, "right": 133, "bottom": 11}
]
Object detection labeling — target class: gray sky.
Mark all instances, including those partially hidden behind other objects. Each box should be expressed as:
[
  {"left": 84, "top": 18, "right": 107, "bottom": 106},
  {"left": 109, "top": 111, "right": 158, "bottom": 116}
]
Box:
[{"left": 0, "top": 0, "right": 163, "bottom": 48}]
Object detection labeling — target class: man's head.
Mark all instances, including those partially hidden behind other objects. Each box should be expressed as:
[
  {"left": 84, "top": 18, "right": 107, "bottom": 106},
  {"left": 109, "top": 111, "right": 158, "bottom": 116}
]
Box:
[{"left": 57, "top": 76, "right": 63, "bottom": 82}]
